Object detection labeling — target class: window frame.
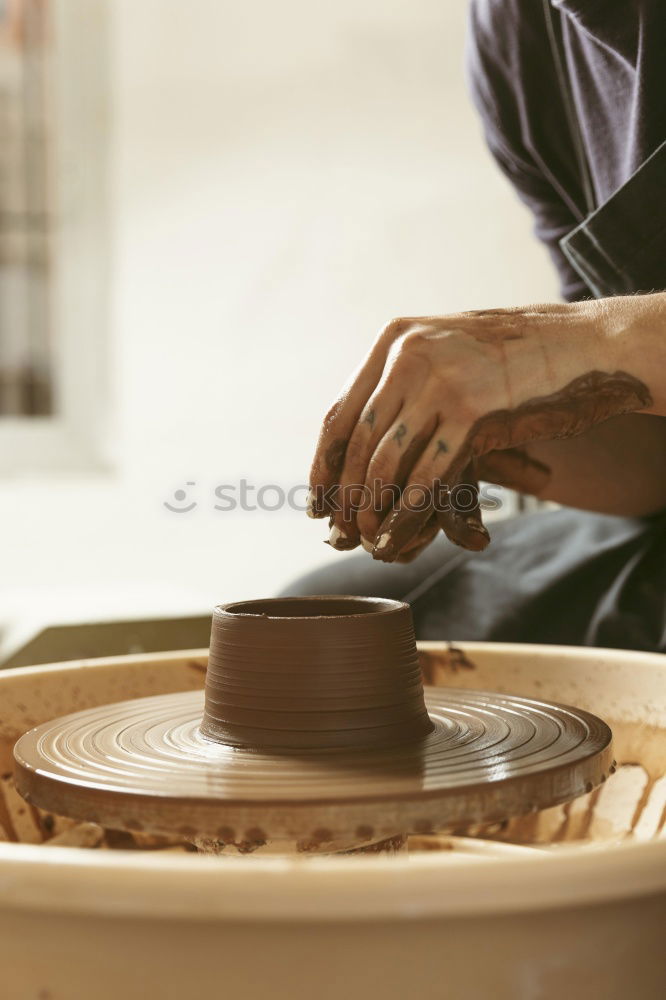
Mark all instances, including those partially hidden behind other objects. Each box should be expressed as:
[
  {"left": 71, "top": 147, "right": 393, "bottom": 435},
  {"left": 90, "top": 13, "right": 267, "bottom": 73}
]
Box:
[{"left": 0, "top": 0, "right": 111, "bottom": 475}]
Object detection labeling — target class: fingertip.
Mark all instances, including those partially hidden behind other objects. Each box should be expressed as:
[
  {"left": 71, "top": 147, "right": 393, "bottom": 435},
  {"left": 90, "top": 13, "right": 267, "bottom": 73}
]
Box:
[
  {"left": 306, "top": 487, "right": 327, "bottom": 519},
  {"left": 462, "top": 522, "right": 491, "bottom": 551},
  {"left": 306, "top": 482, "right": 341, "bottom": 519},
  {"left": 327, "top": 520, "right": 360, "bottom": 551},
  {"left": 436, "top": 510, "right": 490, "bottom": 551},
  {"left": 356, "top": 513, "right": 381, "bottom": 547},
  {"left": 367, "top": 530, "right": 396, "bottom": 562},
  {"left": 328, "top": 524, "right": 346, "bottom": 547}
]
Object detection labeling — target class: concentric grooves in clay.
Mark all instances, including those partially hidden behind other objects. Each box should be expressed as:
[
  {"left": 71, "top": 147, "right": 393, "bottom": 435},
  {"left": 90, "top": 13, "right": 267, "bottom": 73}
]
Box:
[
  {"left": 201, "top": 597, "right": 434, "bottom": 749},
  {"left": 11, "top": 596, "right": 614, "bottom": 840},
  {"left": 14, "top": 687, "right": 612, "bottom": 809}
]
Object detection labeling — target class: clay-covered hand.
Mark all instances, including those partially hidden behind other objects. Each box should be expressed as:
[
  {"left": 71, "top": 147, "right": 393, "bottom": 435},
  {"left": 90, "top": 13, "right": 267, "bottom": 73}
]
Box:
[{"left": 308, "top": 299, "right": 652, "bottom": 561}]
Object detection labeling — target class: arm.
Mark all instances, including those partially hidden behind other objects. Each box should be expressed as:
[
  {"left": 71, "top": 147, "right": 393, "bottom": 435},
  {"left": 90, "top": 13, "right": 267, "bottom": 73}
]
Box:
[
  {"left": 524, "top": 413, "right": 666, "bottom": 517},
  {"left": 308, "top": 292, "right": 666, "bottom": 562},
  {"left": 525, "top": 293, "right": 666, "bottom": 516}
]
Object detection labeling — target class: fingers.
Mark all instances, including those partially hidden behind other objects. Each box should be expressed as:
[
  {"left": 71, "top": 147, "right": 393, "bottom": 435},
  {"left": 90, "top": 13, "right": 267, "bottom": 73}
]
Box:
[
  {"left": 435, "top": 462, "right": 490, "bottom": 552},
  {"left": 306, "top": 390, "right": 366, "bottom": 521},
  {"left": 325, "top": 383, "right": 405, "bottom": 550},
  {"left": 370, "top": 441, "right": 552, "bottom": 561},
  {"left": 371, "top": 444, "right": 551, "bottom": 562},
  {"left": 307, "top": 321, "right": 410, "bottom": 518},
  {"left": 394, "top": 516, "right": 439, "bottom": 563},
  {"left": 435, "top": 448, "right": 552, "bottom": 551},
  {"left": 353, "top": 410, "right": 437, "bottom": 546},
  {"left": 371, "top": 421, "right": 470, "bottom": 562},
  {"left": 324, "top": 337, "right": 433, "bottom": 549}
]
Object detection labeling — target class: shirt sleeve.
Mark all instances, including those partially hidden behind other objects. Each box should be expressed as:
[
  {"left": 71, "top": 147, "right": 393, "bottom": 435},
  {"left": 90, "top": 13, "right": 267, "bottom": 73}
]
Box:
[{"left": 465, "top": 0, "right": 589, "bottom": 301}]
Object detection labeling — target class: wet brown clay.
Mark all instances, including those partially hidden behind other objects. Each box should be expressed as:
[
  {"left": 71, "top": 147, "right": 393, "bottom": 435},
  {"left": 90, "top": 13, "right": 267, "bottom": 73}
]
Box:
[
  {"left": 201, "top": 597, "right": 433, "bottom": 750},
  {"left": 12, "top": 598, "right": 614, "bottom": 846}
]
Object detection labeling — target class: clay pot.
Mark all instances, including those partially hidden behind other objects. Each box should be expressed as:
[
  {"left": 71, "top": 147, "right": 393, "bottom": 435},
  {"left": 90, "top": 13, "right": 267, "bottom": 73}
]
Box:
[{"left": 201, "top": 597, "right": 433, "bottom": 750}]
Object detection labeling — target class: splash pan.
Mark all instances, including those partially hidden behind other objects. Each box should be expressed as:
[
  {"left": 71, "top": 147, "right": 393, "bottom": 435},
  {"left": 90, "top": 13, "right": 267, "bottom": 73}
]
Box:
[{"left": 0, "top": 642, "right": 664, "bottom": 1000}]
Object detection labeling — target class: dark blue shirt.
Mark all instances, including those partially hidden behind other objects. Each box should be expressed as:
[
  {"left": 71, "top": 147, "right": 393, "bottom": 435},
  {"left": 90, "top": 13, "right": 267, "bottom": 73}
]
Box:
[{"left": 466, "top": 0, "right": 666, "bottom": 300}]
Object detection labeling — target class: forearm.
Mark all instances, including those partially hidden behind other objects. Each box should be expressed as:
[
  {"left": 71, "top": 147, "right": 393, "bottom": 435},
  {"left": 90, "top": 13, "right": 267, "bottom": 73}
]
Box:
[
  {"left": 516, "top": 293, "right": 666, "bottom": 517},
  {"left": 524, "top": 413, "right": 666, "bottom": 517},
  {"left": 600, "top": 291, "right": 666, "bottom": 416}
]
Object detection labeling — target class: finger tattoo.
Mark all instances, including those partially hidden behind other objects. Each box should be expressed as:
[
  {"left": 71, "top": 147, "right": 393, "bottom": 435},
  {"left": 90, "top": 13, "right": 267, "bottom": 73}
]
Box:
[{"left": 393, "top": 423, "right": 407, "bottom": 446}]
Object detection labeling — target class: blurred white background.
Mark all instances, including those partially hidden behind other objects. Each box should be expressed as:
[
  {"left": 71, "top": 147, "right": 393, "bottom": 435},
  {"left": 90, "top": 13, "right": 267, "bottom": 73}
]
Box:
[{"left": 1, "top": 0, "right": 558, "bottom": 640}]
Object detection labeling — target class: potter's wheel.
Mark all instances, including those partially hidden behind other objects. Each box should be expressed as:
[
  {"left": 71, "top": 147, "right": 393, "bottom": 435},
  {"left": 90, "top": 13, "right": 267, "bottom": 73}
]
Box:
[
  {"left": 14, "top": 686, "right": 612, "bottom": 846},
  {"left": 3, "top": 641, "right": 664, "bottom": 1000},
  {"left": 13, "top": 597, "right": 613, "bottom": 851}
]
